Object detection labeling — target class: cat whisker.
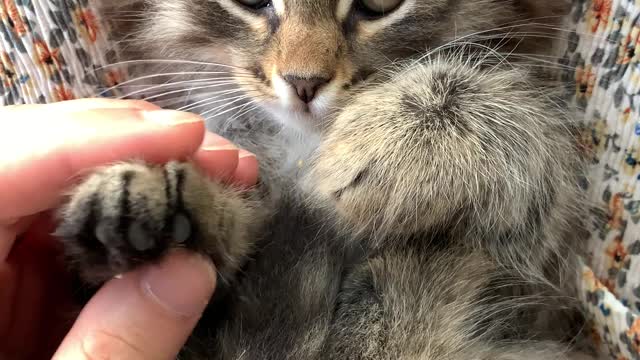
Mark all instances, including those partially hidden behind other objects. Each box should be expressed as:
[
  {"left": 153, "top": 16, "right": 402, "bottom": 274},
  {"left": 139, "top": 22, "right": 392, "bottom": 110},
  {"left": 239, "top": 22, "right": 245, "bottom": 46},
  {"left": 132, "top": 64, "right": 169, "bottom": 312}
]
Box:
[
  {"left": 202, "top": 98, "right": 260, "bottom": 121},
  {"left": 118, "top": 77, "right": 246, "bottom": 99},
  {"left": 199, "top": 96, "right": 254, "bottom": 117},
  {"left": 472, "top": 21, "right": 604, "bottom": 39},
  {"left": 217, "top": 103, "right": 260, "bottom": 130},
  {"left": 136, "top": 83, "right": 252, "bottom": 103},
  {"left": 95, "top": 59, "right": 252, "bottom": 73},
  {"left": 179, "top": 92, "right": 253, "bottom": 113},
  {"left": 225, "top": 102, "right": 261, "bottom": 124},
  {"left": 98, "top": 71, "right": 249, "bottom": 97},
  {"left": 177, "top": 86, "right": 264, "bottom": 111}
]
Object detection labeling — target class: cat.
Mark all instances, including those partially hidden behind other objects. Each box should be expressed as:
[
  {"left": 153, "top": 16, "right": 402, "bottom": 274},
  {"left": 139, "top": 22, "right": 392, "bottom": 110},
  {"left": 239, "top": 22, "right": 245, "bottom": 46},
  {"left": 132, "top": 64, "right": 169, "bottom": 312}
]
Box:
[{"left": 56, "top": 0, "right": 593, "bottom": 358}]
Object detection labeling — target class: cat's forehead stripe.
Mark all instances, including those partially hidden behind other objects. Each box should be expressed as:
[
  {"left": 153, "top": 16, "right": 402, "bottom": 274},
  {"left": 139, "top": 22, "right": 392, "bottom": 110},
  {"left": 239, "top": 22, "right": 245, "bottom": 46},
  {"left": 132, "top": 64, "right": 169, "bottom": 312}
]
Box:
[
  {"left": 272, "top": 0, "right": 286, "bottom": 15},
  {"left": 216, "top": 0, "right": 268, "bottom": 32},
  {"left": 336, "top": 0, "right": 354, "bottom": 22},
  {"left": 283, "top": 0, "right": 339, "bottom": 19}
]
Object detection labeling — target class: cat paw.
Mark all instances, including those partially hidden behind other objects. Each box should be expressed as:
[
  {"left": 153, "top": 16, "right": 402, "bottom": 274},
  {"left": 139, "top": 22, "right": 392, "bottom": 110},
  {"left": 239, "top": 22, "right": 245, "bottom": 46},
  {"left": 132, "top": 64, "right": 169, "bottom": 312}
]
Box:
[
  {"left": 307, "top": 60, "right": 559, "bottom": 238},
  {"left": 56, "top": 161, "right": 206, "bottom": 284}
]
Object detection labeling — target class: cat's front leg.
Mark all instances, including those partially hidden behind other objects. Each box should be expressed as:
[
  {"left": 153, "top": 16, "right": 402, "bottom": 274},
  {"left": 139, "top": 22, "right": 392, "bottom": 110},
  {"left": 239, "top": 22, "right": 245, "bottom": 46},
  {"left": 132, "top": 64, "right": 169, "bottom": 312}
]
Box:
[
  {"left": 307, "top": 58, "right": 582, "bottom": 246},
  {"left": 55, "top": 161, "right": 261, "bottom": 286}
]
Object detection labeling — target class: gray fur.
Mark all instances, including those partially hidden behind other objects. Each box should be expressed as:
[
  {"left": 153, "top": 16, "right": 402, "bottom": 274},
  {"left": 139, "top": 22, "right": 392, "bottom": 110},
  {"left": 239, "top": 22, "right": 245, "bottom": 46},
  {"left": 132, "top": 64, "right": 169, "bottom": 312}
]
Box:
[{"left": 56, "top": 0, "right": 596, "bottom": 358}]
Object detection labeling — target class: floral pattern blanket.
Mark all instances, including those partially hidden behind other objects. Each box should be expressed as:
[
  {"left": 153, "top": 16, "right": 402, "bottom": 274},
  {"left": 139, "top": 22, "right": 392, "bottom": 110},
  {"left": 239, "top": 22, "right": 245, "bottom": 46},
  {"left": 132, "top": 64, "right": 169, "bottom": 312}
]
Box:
[
  {"left": 0, "top": 0, "right": 122, "bottom": 104},
  {"left": 565, "top": 0, "right": 640, "bottom": 358}
]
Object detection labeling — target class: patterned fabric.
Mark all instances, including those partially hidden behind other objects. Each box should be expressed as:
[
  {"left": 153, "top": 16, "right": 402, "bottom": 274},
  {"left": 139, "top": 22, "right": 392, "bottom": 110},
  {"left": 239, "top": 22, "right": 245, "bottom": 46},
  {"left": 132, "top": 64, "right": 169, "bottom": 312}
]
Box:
[
  {"left": 0, "top": 0, "right": 124, "bottom": 106},
  {"left": 0, "top": 1, "right": 639, "bottom": 359},
  {"left": 562, "top": 0, "right": 640, "bottom": 358}
]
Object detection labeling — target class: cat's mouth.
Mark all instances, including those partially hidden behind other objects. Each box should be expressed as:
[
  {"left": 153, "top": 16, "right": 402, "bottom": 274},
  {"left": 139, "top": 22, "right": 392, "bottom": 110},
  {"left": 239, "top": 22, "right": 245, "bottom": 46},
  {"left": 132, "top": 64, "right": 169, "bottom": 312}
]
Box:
[
  {"left": 273, "top": 73, "right": 336, "bottom": 111},
  {"left": 262, "top": 99, "right": 328, "bottom": 132},
  {"left": 257, "top": 73, "right": 340, "bottom": 130},
  {"left": 244, "top": 64, "right": 375, "bottom": 131}
]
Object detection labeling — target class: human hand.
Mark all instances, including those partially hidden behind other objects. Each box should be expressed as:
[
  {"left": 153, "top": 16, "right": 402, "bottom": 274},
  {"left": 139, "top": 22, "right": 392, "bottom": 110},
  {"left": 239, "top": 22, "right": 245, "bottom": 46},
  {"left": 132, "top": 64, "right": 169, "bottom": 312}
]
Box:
[{"left": 0, "top": 99, "right": 258, "bottom": 359}]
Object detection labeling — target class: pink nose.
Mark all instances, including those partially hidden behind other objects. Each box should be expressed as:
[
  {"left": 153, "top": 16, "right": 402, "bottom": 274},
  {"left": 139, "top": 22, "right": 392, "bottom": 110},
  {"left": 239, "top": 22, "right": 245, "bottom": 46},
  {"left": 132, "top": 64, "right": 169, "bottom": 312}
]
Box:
[{"left": 283, "top": 75, "right": 330, "bottom": 103}]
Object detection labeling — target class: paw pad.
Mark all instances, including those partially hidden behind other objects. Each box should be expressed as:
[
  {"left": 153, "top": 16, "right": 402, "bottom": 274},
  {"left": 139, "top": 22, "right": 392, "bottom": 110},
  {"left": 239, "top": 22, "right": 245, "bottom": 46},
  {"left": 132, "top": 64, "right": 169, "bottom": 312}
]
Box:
[{"left": 171, "top": 213, "right": 192, "bottom": 244}]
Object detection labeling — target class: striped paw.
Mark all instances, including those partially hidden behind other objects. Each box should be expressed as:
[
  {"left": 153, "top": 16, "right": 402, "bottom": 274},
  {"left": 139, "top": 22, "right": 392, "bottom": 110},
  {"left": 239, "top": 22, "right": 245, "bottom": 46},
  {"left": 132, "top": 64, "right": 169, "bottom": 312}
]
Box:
[{"left": 55, "top": 161, "right": 200, "bottom": 284}]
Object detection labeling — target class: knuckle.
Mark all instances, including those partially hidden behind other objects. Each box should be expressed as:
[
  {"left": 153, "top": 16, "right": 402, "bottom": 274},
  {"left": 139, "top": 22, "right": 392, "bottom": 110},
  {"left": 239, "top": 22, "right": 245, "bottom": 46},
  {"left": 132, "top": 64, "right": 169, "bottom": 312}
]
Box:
[{"left": 80, "top": 329, "right": 147, "bottom": 360}]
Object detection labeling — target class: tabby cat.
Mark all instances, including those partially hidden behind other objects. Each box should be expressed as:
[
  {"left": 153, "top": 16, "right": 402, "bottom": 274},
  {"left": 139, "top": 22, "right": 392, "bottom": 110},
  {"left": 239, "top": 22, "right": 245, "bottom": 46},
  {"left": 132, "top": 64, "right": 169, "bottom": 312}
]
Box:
[{"left": 56, "top": 0, "right": 592, "bottom": 358}]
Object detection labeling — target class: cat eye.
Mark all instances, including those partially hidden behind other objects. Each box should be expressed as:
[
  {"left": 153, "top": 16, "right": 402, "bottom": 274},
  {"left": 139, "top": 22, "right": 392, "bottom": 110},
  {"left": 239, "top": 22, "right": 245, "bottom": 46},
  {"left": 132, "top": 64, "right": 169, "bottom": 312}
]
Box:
[
  {"left": 235, "top": 0, "right": 272, "bottom": 10},
  {"left": 357, "top": 0, "right": 403, "bottom": 16}
]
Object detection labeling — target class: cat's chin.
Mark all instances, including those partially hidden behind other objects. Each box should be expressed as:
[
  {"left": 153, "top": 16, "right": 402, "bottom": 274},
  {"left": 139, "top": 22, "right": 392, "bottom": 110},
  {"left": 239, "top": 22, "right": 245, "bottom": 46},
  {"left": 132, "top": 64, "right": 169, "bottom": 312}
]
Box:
[{"left": 264, "top": 102, "right": 329, "bottom": 134}]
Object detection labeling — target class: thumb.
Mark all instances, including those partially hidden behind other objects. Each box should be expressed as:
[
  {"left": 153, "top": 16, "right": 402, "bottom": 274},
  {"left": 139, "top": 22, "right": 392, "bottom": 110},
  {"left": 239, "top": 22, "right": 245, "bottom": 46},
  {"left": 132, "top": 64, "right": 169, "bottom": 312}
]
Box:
[{"left": 52, "top": 251, "right": 216, "bottom": 360}]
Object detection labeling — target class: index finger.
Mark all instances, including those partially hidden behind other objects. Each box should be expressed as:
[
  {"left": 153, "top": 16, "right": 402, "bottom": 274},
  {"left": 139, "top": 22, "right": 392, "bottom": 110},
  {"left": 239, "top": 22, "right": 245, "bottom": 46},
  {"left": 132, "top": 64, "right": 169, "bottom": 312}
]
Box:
[{"left": 0, "top": 106, "right": 205, "bottom": 219}]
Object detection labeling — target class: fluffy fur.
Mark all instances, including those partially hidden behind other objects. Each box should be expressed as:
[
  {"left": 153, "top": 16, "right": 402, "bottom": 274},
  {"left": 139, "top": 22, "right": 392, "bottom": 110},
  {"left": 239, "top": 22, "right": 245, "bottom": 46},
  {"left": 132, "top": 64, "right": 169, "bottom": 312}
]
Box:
[{"left": 56, "top": 0, "right": 594, "bottom": 358}]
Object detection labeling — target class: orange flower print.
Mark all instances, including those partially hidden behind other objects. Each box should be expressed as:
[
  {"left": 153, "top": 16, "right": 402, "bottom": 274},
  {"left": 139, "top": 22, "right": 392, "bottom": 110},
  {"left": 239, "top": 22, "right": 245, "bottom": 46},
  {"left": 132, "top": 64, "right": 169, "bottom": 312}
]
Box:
[
  {"left": 590, "top": 325, "right": 602, "bottom": 351},
  {"left": 605, "top": 235, "right": 627, "bottom": 271},
  {"left": 607, "top": 193, "right": 626, "bottom": 231},
  {"left": 33, "top": 40, "right": 62, "bottom": 76},
  {"left": 593, "top": 118, "right": 609, "bottom": 157},
  {"left": 622, "top": 107, "right": 632, "bottom": 123},
  {"left": 54, "top": 85, "right": 75, "bottom": 102},
  {"left": 577, "top": 127, "right": 595, "bottom": 158},
  {"left": 626, "top": 318, "right": 640, "bottom": 354},
  {"left": 617, "top": 25, "right": 640, "bottom": 66},
  {"left": 601, "top": 277, "right": 617, "bottom": 294},
  {"left": 0, "top": 51, "right": 16, "bottom": 88},
  {"left": 74, "top": 8, "right": 99, "bottom": 43},
  {"left": 576, "top": 64, "right": 596, "bottom": 100},
  {"left": 1, "top": 0, "right": 27, "bottom": 36},
  {"left": 590, "top": 0, "right": 612, "bottom": 33},
  {"left": 105, "top": 69, "right": 124, "bottom": 88},
  {"left": 630, "top": 24, "right": 640, "bottom": 64},
  {"left": 584, "top": 268, "right": 607, "bottom": 292}
]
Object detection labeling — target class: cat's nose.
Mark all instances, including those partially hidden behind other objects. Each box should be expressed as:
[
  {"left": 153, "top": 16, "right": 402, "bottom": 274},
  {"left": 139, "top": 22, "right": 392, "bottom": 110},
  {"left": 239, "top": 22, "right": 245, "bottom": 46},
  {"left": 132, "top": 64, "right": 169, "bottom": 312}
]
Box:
[{"left": 283, "top": 75, "right": 330, "bottom": 103}]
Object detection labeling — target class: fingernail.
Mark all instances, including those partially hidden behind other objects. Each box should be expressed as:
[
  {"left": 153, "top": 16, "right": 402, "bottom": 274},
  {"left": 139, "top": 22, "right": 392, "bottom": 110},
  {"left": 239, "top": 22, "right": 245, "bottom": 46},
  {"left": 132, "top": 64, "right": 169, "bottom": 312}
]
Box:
[
  {"left": 142, "top": 110, "right": 204, "bottom": 126},
  {"left": 200, "top": 132, "right": 237, "bottom": 151},
  {"left": 238, "top": 149, "right": 256, "bottom": 159},
  {"left": 201, "top": 145, "right": 239, "bottom": 152},
  {"left": 141, "top": 251, "right": 216, "bottom": 317}
]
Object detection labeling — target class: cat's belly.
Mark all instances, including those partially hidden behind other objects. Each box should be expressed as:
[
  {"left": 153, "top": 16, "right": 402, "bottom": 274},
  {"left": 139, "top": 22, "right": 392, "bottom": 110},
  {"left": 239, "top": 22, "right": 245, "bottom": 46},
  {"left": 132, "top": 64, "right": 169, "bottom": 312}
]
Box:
[{"left": 185, "top": 201, "right": 352, "bottom": 360}]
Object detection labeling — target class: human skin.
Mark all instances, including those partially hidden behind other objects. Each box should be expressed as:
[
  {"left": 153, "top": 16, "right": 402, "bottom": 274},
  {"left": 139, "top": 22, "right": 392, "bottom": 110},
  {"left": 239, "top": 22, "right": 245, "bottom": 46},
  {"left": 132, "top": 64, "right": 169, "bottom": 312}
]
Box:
[{"left": 0, "top": 99, "right": 258, "bottom": 360}]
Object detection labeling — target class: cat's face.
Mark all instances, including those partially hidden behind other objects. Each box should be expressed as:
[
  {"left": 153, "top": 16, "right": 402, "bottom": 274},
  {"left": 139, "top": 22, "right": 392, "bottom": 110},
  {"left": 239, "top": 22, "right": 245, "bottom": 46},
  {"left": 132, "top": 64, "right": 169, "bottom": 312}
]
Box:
[{"left": 130, "top": 0, "right": 566, "bottom": 130}]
